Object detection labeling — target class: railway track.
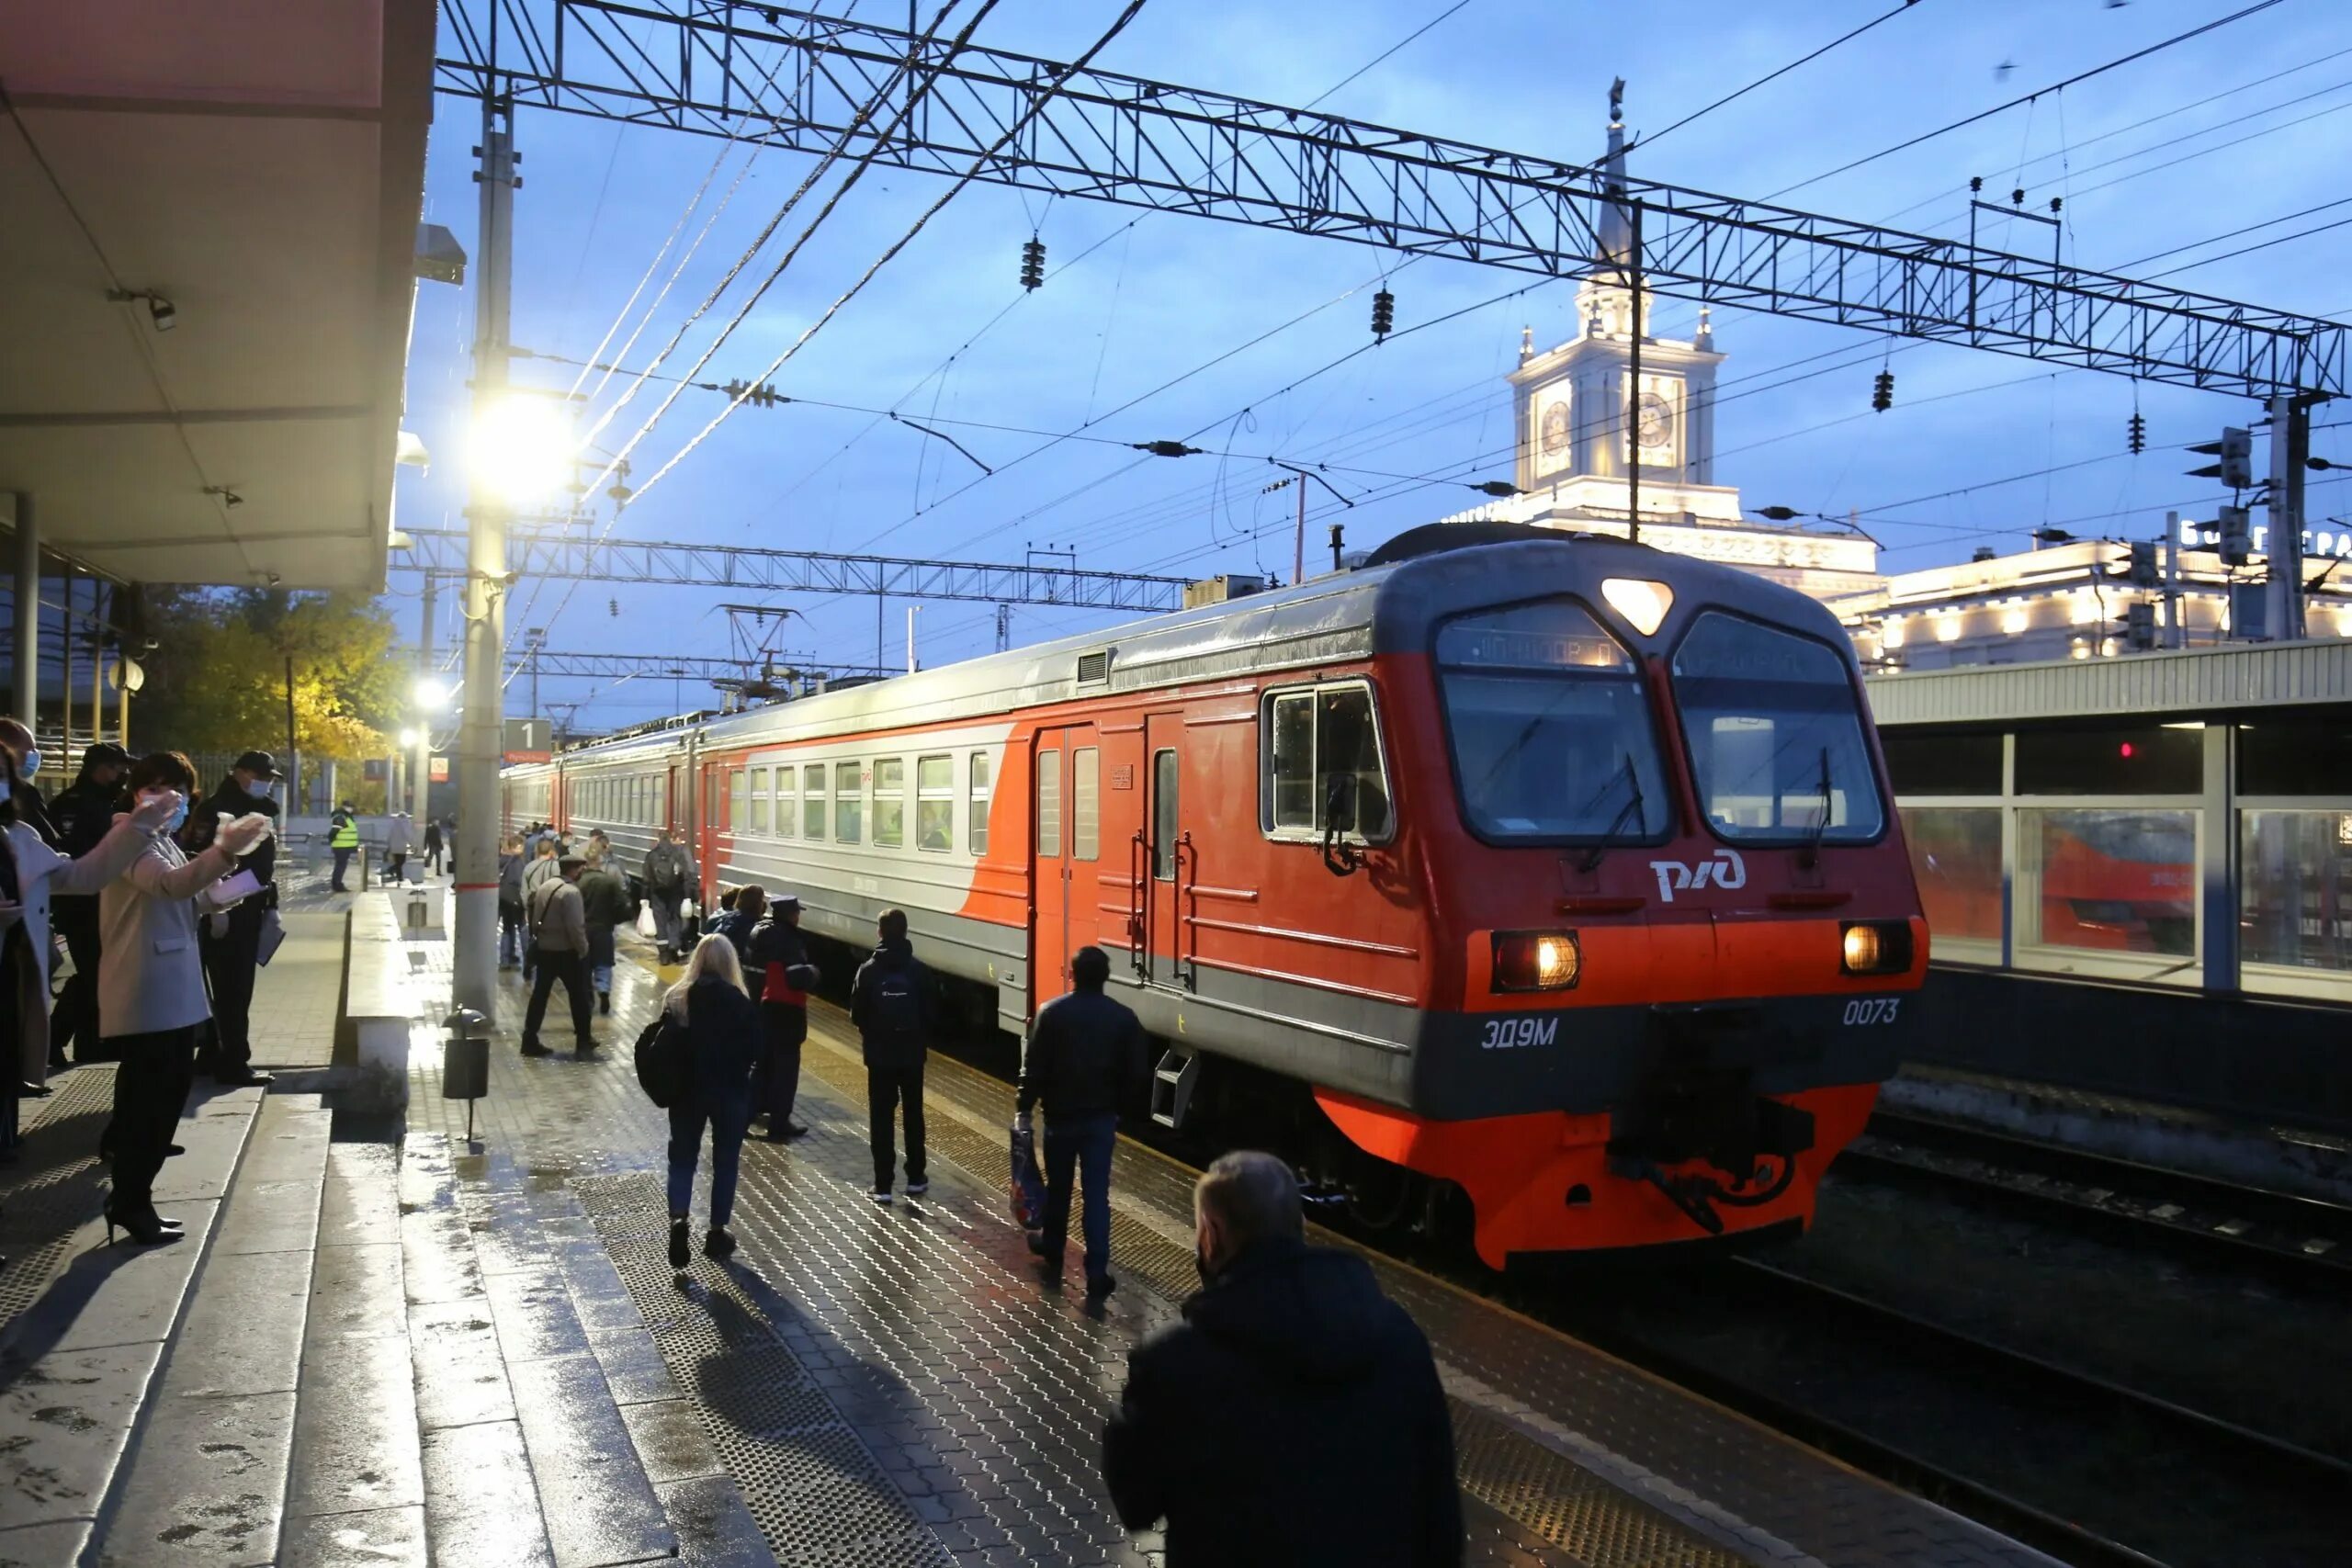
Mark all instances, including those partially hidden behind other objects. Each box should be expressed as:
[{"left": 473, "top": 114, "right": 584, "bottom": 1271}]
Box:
[
  {"left": 1536, "top": 1254, "right": 2352, "bottom": 1568},
  {"left": 1838, "top": 1110, "right": 2352, "bottom": 1292}
]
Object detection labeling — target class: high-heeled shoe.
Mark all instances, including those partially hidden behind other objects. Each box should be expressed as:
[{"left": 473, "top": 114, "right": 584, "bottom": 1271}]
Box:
[{"left": 104, "top": 1203, "right": 182, "bottom": 1246}]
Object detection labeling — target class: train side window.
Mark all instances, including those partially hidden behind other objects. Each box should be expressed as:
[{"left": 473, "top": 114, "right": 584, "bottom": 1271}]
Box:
[
  {"left": 775, "top": 767, "right": 797, "bottom": 839},
  {"left": 1074, "top": 748, "right": 1101, "bottom": 862},
  {"left": 834, "top": 761, "right": 863, "bottom": 844},
  {"left": 1037, "top": 750, "right": 1062, "bottom": 858},
  {"left": 654, "top": 776, "right": 666, "bottom": 828},
  {"left": 969, "top": 752, "right": 991, "bottom": 857},
  {"left": 1153, "top": 750, "right": 1179, "bottom": 880},
  {"left": 874, "top": 759, "right": 906, "bottom": 849},
  {"left": 803, "top": 764, "right": 827, "bottom": 840},
  {"left": 1261, "top": 682, "right": 1393, "bottom": 842},
  {"left": 917, "top": 756, "right": 955, "bottom": 852},
  {"left": 749, "top": 767, "right": 770, "bottom": 833},
  {"left": 729, "top": 768, "right": 747, "bottom": 831}
]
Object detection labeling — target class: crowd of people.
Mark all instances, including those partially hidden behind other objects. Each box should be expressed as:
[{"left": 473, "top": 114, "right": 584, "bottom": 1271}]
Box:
[{"left": 0, "top": 736, "right": 1462, "bottom": 1559}]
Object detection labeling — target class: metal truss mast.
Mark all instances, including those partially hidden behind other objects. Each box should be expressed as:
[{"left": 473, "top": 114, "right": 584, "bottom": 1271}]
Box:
[
  {"left": 435, "top": 1, "right": 2345, "bottom": 398},
  {"left": 503, "top": 648, "right": 890, "bottom": 682},
  {"left": 401, "top": 526, "right": 1190, "bottom": 611}
]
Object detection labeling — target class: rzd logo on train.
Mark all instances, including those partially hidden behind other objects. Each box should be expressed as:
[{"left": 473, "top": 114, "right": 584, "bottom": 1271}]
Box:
[{"left": 1647, "top": 848, "right": 1747, "bottom": 903}]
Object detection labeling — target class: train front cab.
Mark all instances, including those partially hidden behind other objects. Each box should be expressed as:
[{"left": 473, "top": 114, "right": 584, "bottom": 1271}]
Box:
[{"left": 1316, "top": 552, "right": 1928, "bottom": 1268}]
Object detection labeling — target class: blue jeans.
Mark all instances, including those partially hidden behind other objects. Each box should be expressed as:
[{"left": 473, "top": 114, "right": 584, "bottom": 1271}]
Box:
[
  {"left": 667, "top": 1091, "right": 752, "bottom": 1227},
  {"left": 1042, "top": 1111, "right": 1118, "bottom": 1281}
]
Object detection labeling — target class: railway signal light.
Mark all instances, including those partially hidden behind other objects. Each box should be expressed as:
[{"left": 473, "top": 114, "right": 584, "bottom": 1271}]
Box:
[
  {"left": 1019, "top": 236, "right": 1046, "bottom": 290},
  {"left": 2127, "top": 541, "right": 2160, "bottom": 586},
  {"left": 1371, "top": 288, "right": 1395, "bottom": 339},
  {"left": 2125, "top": 601, "right": 2157, "bottom": 650},
  {"left": 2217, "top": 504, "right": 2252, "bottom": 565},
  {"left": 1871, "top": 369, "right": 1894, "bottom": 412},
  {"left": 2187, "top": 426, "right": 2253, "bottom": 489},
  {"left": 2127, "top": 412, "right": 2146, "bottom": 455}
]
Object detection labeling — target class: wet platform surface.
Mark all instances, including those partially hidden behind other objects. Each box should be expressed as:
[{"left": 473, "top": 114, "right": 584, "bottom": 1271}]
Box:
[{"left": 3, "top": 882, "right": 2064, "bottom": 1565}]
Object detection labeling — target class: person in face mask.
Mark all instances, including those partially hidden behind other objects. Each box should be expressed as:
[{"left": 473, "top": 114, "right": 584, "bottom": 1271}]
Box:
[
  {"left": 0, "top": 717, "right": 58, "bottom": 847},
  {"left": 95, "top": 751, "right": 272, "bottom": 1244},
  {"left": 187, "top": 750, "right": 282, "bottom": 1088},
  {"left": 46, "top": 742, "right": 134, "bottom": 1069},
  {"left": 1101, "top": 1150, "right": 1464, "bottom": 1568}
]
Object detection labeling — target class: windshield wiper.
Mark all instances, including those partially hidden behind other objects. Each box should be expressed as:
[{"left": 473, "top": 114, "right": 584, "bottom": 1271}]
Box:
[
  {"left": 1578, "top": 751, "right": 1647, "bottom": 872},
  {"left": 1801, "top": 745, "right": 1834, "bottom": 866}
]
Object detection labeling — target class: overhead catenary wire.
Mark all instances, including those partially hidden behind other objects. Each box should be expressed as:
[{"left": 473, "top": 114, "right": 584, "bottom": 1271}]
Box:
[{"left": 1630, "top": 0, "right": 1928, "bottom": 153}]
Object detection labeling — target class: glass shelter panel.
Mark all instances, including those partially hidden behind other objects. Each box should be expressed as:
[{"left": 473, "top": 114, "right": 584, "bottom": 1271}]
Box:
[
  {"left": 1899, "top": 806, "right": 2002, "bottom": 960},
  {"left": 2017, "top": 807, "right": 2198, "bottom": 983},
  {"left": 2240, "top": 809, "right": 2352, "bottom": 999}
]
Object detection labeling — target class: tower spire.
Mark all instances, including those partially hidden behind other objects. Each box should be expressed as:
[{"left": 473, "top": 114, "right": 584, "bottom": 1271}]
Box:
[{"left": 1598, "top": 77, "right": 1632, "bottom": 273}]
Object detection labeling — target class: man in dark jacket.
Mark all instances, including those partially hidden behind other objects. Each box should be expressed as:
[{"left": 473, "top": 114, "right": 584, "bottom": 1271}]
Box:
[
  {"left": 745, "top": 895, "right": 820, "bottom": 1143},
  {"left": 575, "top": 852, "right": 631, "bottom": 1015},
  {"left": 849, "top": 908, "right": 929, "bottom": 1203},
  {"left": 45, "top": 742, "right": 132, "bottom": 1066},
  {"left": 642, "top": 828, "right": 695, "bottom": 964},
  {"left": 1017, "top": 945, "right": 1148, "bottom": 1298},
  {"left": 189, "top": 750, "right": 281, "bottom": 1087},
  {"left": 521, "top": 856, "right": 596, "bottom": 1057},
  {"left": 1102, "top": 1150, "right": 1462, "bottom": 1567},
  {"left": 328, "top": 801, "right": 360, "bottom": 891},
  {"left": 707, "top": 884, "right": 763, "bottom": 961}
]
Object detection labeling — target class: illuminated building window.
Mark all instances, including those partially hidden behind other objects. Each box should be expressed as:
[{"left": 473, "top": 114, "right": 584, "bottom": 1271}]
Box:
[
  {"left": 2070, "top": 591, "right": 2099, "bottom": 626},
  {"left": 1882, "top": 617, "right": 1905, "bottom": 649},
  {"left": 2000, "top": 608, "right": 2028, "bottom": 636},
  {"left": 1936, "top": 614, "right": 1962, "bottom": 643}
]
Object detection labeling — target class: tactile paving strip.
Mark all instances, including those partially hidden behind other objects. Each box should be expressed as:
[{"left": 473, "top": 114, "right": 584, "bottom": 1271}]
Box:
[
  {"left": 0, "top": 1066, "right": 118, "bottom": 1343},
  {"left": 792, "top": 1037, "right": 1747, "bottom": 1568},
  {"left": 574, "top": 1171, "right": 955, "bottom": 1567}
]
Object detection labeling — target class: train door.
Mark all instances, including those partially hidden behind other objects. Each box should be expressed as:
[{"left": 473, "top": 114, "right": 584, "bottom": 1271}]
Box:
[
  {"left": 1143, "top": 711, "right": 1187, "bottom": 989},
  {"left": 1030, "top": 726, "right": 1098, "bottom": 1007}
]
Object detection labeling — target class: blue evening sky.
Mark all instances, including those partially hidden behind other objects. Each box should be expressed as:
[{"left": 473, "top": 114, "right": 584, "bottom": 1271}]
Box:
[{"left": 394, "top": 0, "right": 2352, "bottom": 728}]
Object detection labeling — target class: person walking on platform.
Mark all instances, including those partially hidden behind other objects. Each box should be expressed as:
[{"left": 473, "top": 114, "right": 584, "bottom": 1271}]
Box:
[
  {"left": 187, "top": 751, "right": 281, "bottom": 1088},
  {"left": 421, "top": 816, "right": 444, "bottom": 876},
  {"left": 642, "top": 827, "right": 694, "bottom": 964},
  {"left": 746, "top": 894, "right": 820, "bottom": 1142},
  {"left": 96, "top": 752, "right": 274, "bottom": 1246},
  {"left": 496, "top": 835, "right": 526, "bottom": 969},
  {"left": 660, "top": 932, "right": 763, "bottom": 1269},
  {"left": 1017, "top": 945, "right": 1148, "bottom": 1298},
  {"left": 1102, "top": 1150, "right": 1462, "bottom": 1567},
  {"left": 851, "top": 909, "right": 930, "bottom": 1203},
  {"left": 520, "top": 837, "right": 561, "bottom": 981},
  {"left": 520, "top": 855, "right": 597, "bottom": 1058},
  {"left": 383, "top": 810, "right": 413, "bottom": 884},
  {"left": 47, "top": 742, "right": 132, "bottom": 1067},
  {"left": 327, "top": 801, "right": 360, "bottom": 891},
  {"left": 576, "top": 850, "right": 629, "bottom": 1016},
  {"left": 708, "top": 884, "right": 763, "bottom": 962}
]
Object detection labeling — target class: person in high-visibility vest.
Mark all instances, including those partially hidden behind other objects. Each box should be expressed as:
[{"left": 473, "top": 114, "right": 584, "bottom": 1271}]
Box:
[{"left": 328, "top": 803, "right": 360, "bottom": 891}]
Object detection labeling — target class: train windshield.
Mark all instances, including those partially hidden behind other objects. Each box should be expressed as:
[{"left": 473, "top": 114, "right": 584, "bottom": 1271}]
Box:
[
  {"left": 1671, "top": 611, "right": 1884, "bottom": 843},
  {"left": 1436, "top": 598, "right": 1670, "bottom": 842}
]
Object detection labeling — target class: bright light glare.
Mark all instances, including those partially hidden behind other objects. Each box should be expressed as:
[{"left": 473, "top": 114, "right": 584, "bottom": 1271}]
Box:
[
  {"left": 412, "top": 677, "right": 450, "bottom": 711},
  {"left": 1533, "top": 935, "right": 1578, "bottom": 988},
  {"left": 1600, "top": 577, "right": 1673, "bottom": 636},
  {"left": 1841, "top": 925, "right": 1882, "bottom": 972},
  {"left": 398, "top": 727, "right": 422, "bottom": 749},
  {"left": 469, "top": 393, "right": 575, "bottom": 503}
]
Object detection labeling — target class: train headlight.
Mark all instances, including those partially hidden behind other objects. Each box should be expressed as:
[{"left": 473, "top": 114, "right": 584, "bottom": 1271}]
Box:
[
  {"left": 1493, "top": 931, "right": 1580, "bottom": 992},
  {"left": 1601, "top": 578, "right": 1674, "bottom": 636},
  {"left": 1839, "top": 920, "right": 1914, "bottom": 976}
]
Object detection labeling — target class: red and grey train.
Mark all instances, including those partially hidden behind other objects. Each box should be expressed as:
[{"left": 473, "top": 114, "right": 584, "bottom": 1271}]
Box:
[{"left": 503, "top": 523, "right": 1928, "bottom": 1266}]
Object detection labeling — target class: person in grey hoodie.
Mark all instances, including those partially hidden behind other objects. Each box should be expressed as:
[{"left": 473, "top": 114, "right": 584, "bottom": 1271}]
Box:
[{"left": 497, "top": 835, "right": 526, "bottom": 969}]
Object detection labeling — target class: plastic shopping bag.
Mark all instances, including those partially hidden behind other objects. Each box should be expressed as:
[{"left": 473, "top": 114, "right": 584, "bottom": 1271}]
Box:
[
  {"left": 1009, "top": 1121, "right": 1046, "bottom": 1233},
  {"left": 637, "top": 903, "right": 660, "bottom": 940}
]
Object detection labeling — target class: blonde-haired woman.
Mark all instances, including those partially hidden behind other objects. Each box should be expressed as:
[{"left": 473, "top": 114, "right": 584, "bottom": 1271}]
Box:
[{"left": 664, "top": 932, "right": 763, "bottom": 1269}]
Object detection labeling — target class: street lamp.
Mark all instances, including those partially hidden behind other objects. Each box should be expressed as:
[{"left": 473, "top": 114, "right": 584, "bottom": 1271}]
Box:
[
  {"left": 412, "top": 676, "right": 451, "bottom": 712},
  {"left": 398, "top": 726, "right": 422, "bottom": 750},
  {"left": 468, "top": 392, "right": 575, "bottom": 504}
]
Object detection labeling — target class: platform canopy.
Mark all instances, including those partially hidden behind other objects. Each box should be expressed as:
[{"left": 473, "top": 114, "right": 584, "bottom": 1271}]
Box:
[{"left": 0, "top": 1, "right": 435, "bottom": 591}]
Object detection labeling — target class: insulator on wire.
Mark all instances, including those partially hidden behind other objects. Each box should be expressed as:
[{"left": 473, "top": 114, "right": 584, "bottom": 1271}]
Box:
[
  {"left": 1019, "top": 236, "right": 1046, "bottom": 291},
  {"left": 1871, "top": 369, "right": 1894, "bottom": 412},
  {"left": 1371, "top": 288, "right": 1395, "bottom": 339},
  {"left": 2127, "top": 412, "right": 2146, "bottom": 455}
]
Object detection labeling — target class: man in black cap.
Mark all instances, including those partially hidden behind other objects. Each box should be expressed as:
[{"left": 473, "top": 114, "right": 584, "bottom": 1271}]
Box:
[
  {"left": 46, "top": 741, "right": 133, "bottom": 1066},
  {"left": 187, "top": 750, "right": 281, "bottom": 1087}
]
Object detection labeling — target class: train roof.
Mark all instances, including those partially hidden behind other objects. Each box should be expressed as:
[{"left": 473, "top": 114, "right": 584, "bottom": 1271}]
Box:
[{"left": 527, "top": 525, "right": 1853, "bottom": 767}]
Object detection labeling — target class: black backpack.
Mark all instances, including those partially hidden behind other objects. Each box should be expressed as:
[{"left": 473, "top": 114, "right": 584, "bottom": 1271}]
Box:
[
  {"left": 871, "top": 964, "right": 923, "bottom": 1046},
  {"left": 633, "top": 1012, "right": 688, "bottom": 1108}
]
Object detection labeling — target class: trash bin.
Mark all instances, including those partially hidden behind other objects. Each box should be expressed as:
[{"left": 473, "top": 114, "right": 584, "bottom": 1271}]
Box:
[{"left": 443, "top": 1007, "right": 490, "bottom": 1139}]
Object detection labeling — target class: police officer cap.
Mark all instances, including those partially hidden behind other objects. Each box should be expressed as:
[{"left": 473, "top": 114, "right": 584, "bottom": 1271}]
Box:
[
  {"left": 773, "top": 895, "right": 802, "bottom": 913},
  {"left": 233, "top": 750, "right": 281, "bottom": 779},
  {"left": 83, "top": 741, "right": 131, "bottom": 768}
]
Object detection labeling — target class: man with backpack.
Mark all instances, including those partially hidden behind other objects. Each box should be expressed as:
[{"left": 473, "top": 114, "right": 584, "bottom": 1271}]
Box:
[
  {"left": 642, "top": 826, "right": 695, "bottom": 964},
  {"left": 521, "top": 855, "right": 597, "bottom": 1057},
  {"left": 746, "top": 894, "right": 820, "bottom": 1143},
  {"left": 1017, "top": 945, "right": 1149, "bottom": 1300},
  {"left": 576, "top": 850, "right": 631, "bottom": 1016},
  {"left": 850, "top": 908, "right": 929, "bottom": 1203}
]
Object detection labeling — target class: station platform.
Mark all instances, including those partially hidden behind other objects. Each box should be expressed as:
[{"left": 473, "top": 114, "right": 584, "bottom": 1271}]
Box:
[{"left": 2, "top": 879, "right": 2062, "bottom": 1566}]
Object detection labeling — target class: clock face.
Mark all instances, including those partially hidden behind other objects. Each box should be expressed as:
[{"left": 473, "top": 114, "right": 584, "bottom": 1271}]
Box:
[
  {"left": 1540, "top": 400, "right": 1571, "bottom": 456},
  {"left": 1636, "top": 391, "right": 1672, "bottom": 448}
]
